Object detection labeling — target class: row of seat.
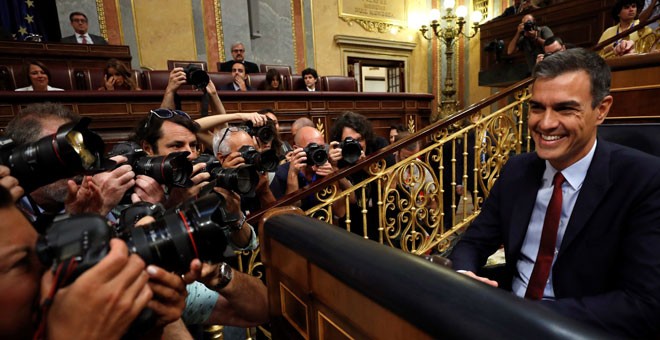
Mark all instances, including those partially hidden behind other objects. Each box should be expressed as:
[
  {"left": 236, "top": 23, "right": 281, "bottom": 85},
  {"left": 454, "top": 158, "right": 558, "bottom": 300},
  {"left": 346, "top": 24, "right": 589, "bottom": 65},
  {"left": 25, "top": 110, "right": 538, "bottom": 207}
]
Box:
[{"left": 0, "top": 64, "right": 358, "bottom": 92}]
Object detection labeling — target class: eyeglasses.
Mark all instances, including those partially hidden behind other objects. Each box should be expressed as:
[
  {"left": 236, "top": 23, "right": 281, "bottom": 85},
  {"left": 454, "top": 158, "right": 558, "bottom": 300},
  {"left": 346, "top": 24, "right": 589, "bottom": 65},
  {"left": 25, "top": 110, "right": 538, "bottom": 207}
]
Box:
[
  {"left": 232, "top": 49, "right": 245, "bottom": 53},
  {"left": 144, "top": 108, "right": 191, "bottom": 130},
  {"left": 72, "top": 18, "right": 88, "bottom": 23}
]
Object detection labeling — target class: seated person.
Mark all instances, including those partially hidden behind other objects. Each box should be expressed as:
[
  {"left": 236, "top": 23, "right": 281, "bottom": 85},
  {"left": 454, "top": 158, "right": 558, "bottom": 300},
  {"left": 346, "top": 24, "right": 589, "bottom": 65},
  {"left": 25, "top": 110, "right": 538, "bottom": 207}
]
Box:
[
  {"left": 60, "top": 11, "right": 108, "bottom": 44},
  {"left": 98, "top": 58, "right": 141, "bottom": 91},
  {"left": 301, "top": 68, "right": 319, "bottom": 91},
  {"left": 597, "top": 0, "right": 650, "bottom": 58},
  {"left": 219, "top": 62, "right": 253, "bottom": 91},
  {"left": 15, "top": 61, "right": 64, "bottom": 91},
  {"left": 218, "top": 42, "right": 259, "bottom": 74},
  {"left": 389, "top": 124, "right": 406, "bottom": 144},
  {"left": 263, "top": 69, "right": 283, "bottom": 91}
]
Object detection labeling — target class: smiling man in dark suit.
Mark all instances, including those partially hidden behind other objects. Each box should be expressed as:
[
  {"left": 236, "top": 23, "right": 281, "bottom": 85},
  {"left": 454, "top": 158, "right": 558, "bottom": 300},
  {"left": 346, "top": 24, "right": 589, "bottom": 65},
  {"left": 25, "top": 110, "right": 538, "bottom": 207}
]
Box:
[
  {"left": 60, "top": 12, "right": 108, "bottom": 45},
  {"left": 449, "top": 48, "right": 660, "bottom": 338}
]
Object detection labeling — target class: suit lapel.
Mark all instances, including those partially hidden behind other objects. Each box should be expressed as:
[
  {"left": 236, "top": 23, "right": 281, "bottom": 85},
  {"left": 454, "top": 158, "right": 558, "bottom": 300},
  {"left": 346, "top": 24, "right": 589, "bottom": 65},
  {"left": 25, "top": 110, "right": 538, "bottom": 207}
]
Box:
[
  {"left": 559, "top": 140, "right": 612, "bottom": 254},
  {"left": 508, "top": 156, "right": 545, "bottom": 261}
]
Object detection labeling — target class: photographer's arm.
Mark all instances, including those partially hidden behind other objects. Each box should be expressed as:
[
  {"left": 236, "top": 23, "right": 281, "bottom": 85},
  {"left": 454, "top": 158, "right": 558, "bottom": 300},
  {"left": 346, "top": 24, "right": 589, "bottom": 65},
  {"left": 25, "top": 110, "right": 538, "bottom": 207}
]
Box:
[
  {"left": 206, "top": 80, "right": 227, "bottom": 116},
  {"left": 0, "top": 165, "right": 24, "bottom": 202},
  {"left": 207, "top": 270, "right": 269, "bottom": 327},
  {"left": 507, "top": 23, "right": 524, "bottom": 55},
  {"left": 160, "top": 68, "right": 187, "bottom": 109},
  {"left": 196, "top": 112, "right": 267, "bottom": 148}
]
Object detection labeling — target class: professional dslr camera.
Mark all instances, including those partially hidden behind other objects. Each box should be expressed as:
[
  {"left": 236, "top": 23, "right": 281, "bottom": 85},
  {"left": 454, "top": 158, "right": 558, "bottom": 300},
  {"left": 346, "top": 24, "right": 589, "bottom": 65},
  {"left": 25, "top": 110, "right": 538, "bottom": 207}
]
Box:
[
  {"left": 303, "top": 143, "right": 328, "bottom": 166},
  {"left": 523, "top": 20, "right": 538, "bottom": 32},
  {"left": 36, "top": 191, "right": 237, "bottom": 277},
  {"left": 183, "top": 64, "right": 210, "bottom": 90},
  {"left": 192, "top": 154, "right": 259, "bottom": 195},
  {"left": 338, "top": 137, "right": 362, "bottom": 164},
  {"left": 0, "top": 117, "right": 109, "bottom": 193},
  {"left": 244, "top": 119, "right": 276, "bottom": 144},
  {"left": 237, "top": 145, "right": 279, "bottom": 172},
  {"left": 109, "top": 141, "right": 193, "bottom": 188}
]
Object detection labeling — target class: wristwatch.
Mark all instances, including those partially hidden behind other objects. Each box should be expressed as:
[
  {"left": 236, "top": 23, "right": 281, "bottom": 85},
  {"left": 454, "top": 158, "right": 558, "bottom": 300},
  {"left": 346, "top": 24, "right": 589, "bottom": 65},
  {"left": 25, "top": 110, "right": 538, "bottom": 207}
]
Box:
[
  {"left": 230, "top": 213, "right": 247, "bottom": 232},
  {"left": 214, "top": 262, "right": 233, "bottom": 290}
]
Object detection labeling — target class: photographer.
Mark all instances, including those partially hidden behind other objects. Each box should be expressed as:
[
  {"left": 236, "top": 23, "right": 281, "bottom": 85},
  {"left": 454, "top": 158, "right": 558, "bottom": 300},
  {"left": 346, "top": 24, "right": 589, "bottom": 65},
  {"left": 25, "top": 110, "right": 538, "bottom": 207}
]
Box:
[
  {"left": 535, "top": 35, "right": 567, "bottom": 63},
  {"left": 5, "top": 103, "right": 138, "bottom": 221},
  {"left": 213, "top": 126, "right": 276, "bottom": 215},
  {"left": 506, "top": 14, "right": 553, "bottom": 72},
  {"left": 270, "top": 127, "right": 349, "bottom": 218},
  {"left": 160, "top": 66, "right": 227, "bottom": 116}
]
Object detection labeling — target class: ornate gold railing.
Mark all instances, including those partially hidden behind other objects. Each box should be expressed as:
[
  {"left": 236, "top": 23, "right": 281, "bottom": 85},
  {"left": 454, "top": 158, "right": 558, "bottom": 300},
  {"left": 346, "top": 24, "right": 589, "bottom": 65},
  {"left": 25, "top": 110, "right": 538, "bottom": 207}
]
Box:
[{"left": 231, "top": 75, "right": 534, "bottom": 340}]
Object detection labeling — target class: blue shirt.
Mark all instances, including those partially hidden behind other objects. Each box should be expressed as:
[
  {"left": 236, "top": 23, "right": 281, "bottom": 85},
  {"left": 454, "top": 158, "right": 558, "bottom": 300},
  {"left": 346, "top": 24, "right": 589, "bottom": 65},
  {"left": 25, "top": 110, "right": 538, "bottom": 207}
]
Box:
[{"left": 512, "top": 140, "right": 597, "bottom": 299}]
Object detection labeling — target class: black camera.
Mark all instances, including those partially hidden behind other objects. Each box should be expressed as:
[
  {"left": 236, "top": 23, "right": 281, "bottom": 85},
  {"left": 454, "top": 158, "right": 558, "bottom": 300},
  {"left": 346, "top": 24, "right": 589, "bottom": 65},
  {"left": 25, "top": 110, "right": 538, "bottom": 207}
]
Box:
[
  {"left": 339, "top": 137, "right": 362, "bottom": 164},
  {"left": 109, "top": 141, "right": 193, "bottom": 188},
  {"left": 244, "top": 119, "right": 276, "bottom": 144},
  {"left": 37, "top": 191, "right": 236, "bottom": 281},
  {"left": 192, "top": 154, "right": 259, "bottom": 195},
  {"left": 237, "top": 145, "right": 279, "bottom": 172},
  {"left": 523, "top": 20, "right": 537, "bottom": 32},
  {"left": 303, "top": 143, "right": 328, "bottom": 166},
  {"left": 183, "top": 64, "right": 210, "bottom": 90},
  {"left": 0, "top": 117, "right": 108, "bottom": 193}
]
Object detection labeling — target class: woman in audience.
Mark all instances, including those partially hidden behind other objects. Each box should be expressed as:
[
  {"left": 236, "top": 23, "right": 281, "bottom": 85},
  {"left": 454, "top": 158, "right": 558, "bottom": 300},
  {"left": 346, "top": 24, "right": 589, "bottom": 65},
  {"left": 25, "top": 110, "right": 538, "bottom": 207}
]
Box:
[
  {"left": 15, "top": 61, "right": 64, "bottom": 91},
  {"left": 264, "top": 68, "right": 283, "bottom": 91},
  {"left": 597, "top": 0, "right": 650, "bottom": 58},
  {"left": 98, "top": 58, "right": 140, "bottom": 91}
]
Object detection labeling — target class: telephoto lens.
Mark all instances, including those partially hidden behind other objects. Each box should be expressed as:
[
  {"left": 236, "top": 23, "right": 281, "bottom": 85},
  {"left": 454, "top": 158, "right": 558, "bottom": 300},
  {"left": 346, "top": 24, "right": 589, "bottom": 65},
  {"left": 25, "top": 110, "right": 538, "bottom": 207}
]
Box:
[
  {"left": 237, "top": 145, "right": 279, "bottom": 172},
  {"left": 36, "top": 191, "right": 236, "bottom": 278},
  {"left": 303, "top": 143, "right": 328, "bottom": 166},
  {"left": 110, "top": 142, "right": 193, "bottom": 188},
  {"left": 213, "top": 164, "right": 260, "bottom": 195},
  {"left": 340, "top": 137, "right": 362, "bottom": 164},
  {"left": 0, "top": 117, "right": 108, "bottom": 193}
]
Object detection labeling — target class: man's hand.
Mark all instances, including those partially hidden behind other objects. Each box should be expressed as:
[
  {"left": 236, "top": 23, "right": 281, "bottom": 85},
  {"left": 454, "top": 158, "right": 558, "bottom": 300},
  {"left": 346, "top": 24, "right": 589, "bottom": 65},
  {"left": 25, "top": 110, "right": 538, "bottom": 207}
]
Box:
[
  {"left": 166, "top": 163, "right": 211, "bottom": 208},
  {"left": 288, "top": 148, "right": 308, "bottom": 174},
  {"left": 43, "top": 239, "right": 152, "bottom": 340},
  {"left": 239, "top": 112, "right": 268, "bottom": 126},
  {"left": 90, "top": 157, "right": 136, "bottom": 213},
  {"left": 328, "top": 141, "right": 342, "bottom": 167},
  {"left": 313, "top": 161, "right": 336, "bottom": 177},
  {"left": 614, "top": 40, "right": 635, "bottom": 56},
  {"left": 536, "top": 53, "right": 544, "bottom": 63},
  {"left": 234, "top": 75, "right": 247, "bottom": 91},
  {"left": 459, "top": 270, "right": 499, "bottom": 287},
  {"left": 146, "top": 265, "right": 188, "bottom": 326},
  {"left": 0, "top": 165, "right": 23, "bottom": 202},
  {"left": 166, "top": 67, "right": 187, "bottom": 94},
  {"left": 132, "top": 175, "right": 166, "bottom": 204},
  {"left": 221, "top": 152, "right": 246, "bottom": 168}
]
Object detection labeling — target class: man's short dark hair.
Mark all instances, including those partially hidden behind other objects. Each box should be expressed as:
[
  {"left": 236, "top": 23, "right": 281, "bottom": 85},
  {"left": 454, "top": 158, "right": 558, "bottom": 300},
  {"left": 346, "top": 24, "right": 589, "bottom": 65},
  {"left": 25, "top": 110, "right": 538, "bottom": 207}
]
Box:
[
  {"left": 543, "top": 36, "right": 564, "bottom": 48},
  {"left": 132, "top": 111, "right": 200, "bottom": 154},
  {"left": 6, "top": 103, "right": 80, "bottom": 145},
  {"left": 611, "top": 0, "right": 644, "bottom": 23},
  {"left": 301, "top": 68, "right": 318, "bottom": 80},
  {"left": 231, "top": 62, "right": 246, "bottom": 72},
  {"left": 390, "top": 124, "right": 406, "bottom": 132},
  {"left": 330, "top": 111, "right": 374, "bottom": 146},
  {"left": 532, "top": 48, "right": 610, "bottom": 109},
  {"left": 69, "top": 12, "right": 88, "bottom": 22}
]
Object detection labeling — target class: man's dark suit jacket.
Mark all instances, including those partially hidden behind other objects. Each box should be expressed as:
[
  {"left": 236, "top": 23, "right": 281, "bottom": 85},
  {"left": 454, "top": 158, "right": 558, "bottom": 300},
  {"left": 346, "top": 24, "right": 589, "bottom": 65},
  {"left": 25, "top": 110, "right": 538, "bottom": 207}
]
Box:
[
  {"left": 449, "top": 139, "right": 660, "bottom": 338},
  {"left": 218, "top": 82, "right": 253, "bottom": 91},
  {"left": 219, "top": 60, "right": 259, "bottom": 74},
  {"left": 60, "top": 34, "right": 108, "bottom": 45}
]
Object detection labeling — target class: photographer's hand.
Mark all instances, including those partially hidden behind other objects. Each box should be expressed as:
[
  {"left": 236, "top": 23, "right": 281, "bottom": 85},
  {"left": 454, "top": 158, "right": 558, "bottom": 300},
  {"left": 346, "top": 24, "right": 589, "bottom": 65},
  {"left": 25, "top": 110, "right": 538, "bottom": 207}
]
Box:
[
  {"left": 132, "top": 175, "right": 166, "bottom": 204},
  {"left": 166, "top": 163, "right": 210, "bottom": 208},
  {"left": 0, "top": 165, "right": 23, "bottom": 202},
  {"left": 214, "top": 187, "right": 252, "bottom": 248},
  {"left": 328, "top": 141, "right": 342, "bottom": 167},
  {"left": 221, "top": 152, "right": 246, "bottom": 168},
  {"left": 43, "top": 239, "right": 152, "bottom": 340},
  {"left": 239, "top": 112, "right": 267, "bottom": 127},
  {"left": 146, "top": 265, "right": 188, "bottom": 326},
  {"left": 161, "top": 67, "right": 187, "bottom": 109}
]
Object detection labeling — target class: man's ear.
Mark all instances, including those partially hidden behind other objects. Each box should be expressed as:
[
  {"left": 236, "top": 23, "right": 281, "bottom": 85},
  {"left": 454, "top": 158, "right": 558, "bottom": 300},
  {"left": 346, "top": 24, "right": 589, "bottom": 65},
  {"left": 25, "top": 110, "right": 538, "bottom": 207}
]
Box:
[
  {"left": 141, "top": 141, "right": 155, "bottom": 156},
  {"left": 595, "top": 95, "right": 613, "bottom": 124}
]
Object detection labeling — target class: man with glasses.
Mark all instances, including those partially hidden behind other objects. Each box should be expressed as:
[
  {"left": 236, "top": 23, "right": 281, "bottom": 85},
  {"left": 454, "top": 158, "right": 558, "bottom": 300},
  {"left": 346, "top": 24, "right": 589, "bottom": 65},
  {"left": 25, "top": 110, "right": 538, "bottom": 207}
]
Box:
[
  {"left": 536, "top": 36, "right": 567, "bottom": 63},
  {"left": 60, "top": 12, "right": 108, "bottom": 45},
  {"left": 219, "top": 42, "right": 259, "bottom": 74}
]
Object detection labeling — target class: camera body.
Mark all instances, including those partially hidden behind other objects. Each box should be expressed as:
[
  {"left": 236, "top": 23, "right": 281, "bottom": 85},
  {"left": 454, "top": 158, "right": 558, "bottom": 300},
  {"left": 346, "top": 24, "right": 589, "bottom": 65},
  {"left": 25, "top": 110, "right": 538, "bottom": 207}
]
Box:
[
  {"left": 523, "top": 20, "right": 537, "bottom": 32},
  {"left": 340, "top": 137, "right": 362, "bottom": 164},
  {"left": 110, "top": 141, "right": 193, "bottom": 188},
  {"left": 183, "top": 64, "right": 210, "bottom": 90},
  {"left": 192, "top": 154, "right": 260, "bottom": 195},
  {"left": 237, "top": 145, "right": 279, "bottom": 172},
  {"left": 303, "top": 143, "right": 328, "bottom": 166},
  {"left": 244, "top": 119, "right": 276, "bottom": 144}
]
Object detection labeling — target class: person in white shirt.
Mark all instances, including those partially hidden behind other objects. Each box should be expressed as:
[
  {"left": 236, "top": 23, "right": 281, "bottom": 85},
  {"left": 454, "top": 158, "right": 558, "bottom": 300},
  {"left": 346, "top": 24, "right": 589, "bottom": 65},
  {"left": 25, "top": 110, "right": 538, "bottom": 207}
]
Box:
[
  {"left": 60, "top": 12, "right": 108, "bottom": 45},
  {"left": 14, "top": 61, "right": 64, "bottom": 91}
]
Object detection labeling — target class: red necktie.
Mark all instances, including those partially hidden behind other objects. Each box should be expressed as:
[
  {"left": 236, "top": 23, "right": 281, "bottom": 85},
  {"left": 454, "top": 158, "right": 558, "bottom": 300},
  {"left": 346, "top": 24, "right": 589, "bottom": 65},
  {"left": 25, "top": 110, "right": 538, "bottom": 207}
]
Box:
[
  {"left": 525, "top": 172, "right": 565, "bottom": 300},
  {"left": 81, "top": 35, "right": 88, "bottom": 44}
]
